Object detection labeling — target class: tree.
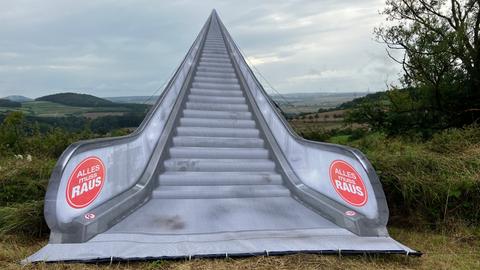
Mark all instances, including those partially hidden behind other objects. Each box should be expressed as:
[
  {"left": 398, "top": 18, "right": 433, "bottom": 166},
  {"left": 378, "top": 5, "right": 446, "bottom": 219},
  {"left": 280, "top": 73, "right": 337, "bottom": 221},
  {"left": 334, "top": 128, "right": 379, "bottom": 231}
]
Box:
[
  {"left": 0, "top": 111, "right": 28, "bottom": 153},
  {"left": 375, "top": 0, "right": 480, "bottom": 126}
]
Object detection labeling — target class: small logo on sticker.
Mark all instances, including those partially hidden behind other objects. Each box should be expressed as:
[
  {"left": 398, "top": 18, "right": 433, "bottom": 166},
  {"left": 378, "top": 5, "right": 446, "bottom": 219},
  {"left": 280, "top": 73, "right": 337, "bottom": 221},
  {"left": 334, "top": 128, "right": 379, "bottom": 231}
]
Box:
[
  {"left": 329, "top": 160, "right": 368, "bottom": 207},
  {"left": 345, "top": 210, "right": 356, "bottom": 216},
  {"left": 84, "top": 213, "right": 96, "bottom": 220},
  {"left": 66, "top": 156, "right": 106, "bottom": 209}
]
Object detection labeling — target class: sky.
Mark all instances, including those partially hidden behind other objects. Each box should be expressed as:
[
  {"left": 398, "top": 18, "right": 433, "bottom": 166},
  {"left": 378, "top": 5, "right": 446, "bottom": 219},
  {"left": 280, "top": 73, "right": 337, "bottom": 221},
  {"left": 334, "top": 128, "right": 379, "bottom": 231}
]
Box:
[{"left": 0, "top": 0, "right": 401, "bottom": 98}]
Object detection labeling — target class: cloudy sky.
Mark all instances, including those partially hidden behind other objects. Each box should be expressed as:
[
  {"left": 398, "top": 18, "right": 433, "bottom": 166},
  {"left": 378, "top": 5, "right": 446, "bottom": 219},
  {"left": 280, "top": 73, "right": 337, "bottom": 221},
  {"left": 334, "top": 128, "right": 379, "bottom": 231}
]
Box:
[{"left": 0, "top": 0, "right": 400, "bottom": 98}]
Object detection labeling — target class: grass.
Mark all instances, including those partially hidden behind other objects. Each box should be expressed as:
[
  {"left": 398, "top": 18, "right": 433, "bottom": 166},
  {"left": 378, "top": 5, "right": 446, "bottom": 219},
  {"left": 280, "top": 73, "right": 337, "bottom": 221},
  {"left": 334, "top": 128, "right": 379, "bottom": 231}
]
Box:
[
  {"left": 345, "top": 128, "right": 480, "bottom": 227},
  {"left": 1, "top": 117, "right": 479, "bottom": 269},
  {"left": 0, "top": 227, "right": 479, "bottom": 269},
  {"left": 288, "top": 123, "right": 480, "bottom": 227}
]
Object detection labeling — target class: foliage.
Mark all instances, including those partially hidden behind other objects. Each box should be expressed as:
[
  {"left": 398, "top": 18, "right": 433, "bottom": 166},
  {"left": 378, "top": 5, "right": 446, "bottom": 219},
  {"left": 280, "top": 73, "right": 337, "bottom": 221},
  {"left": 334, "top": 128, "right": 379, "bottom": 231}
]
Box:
[
  {"left": 345, "top": 87, "right": 450, "bottom": 137},
  {"left": 346, "top": 126, "right": 480, "bottom": 227},
  {"left": 298, "top": 124, "right": 480, "bottom": 227},
  {"left": 337, "top": 92, "right": 388, "bottom": 110},
  {"left": 0, "top": 201, "right": 47, "bottom": 236},
  {"left": 0, "top": 112, "right": 29, "bottom": 153},
  {"left": 357, "top": 0, "right": 480, "bottom": 135},
  {"left": 90, "top": 112, "right": 145, "bottom": 134},
  {"left": 0, "top": 158, "right": 52, "bottom": 205},
  {"left": 0, "top": 110, "right": 140, "bottom": 237}
]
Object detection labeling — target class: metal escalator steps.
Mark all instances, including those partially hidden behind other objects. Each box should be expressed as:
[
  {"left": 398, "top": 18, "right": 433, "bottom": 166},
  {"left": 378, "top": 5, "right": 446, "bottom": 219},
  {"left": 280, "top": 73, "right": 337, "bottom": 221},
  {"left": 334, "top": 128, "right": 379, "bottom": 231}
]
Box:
[
  {"left": 172, "top": 136, "right": 264, "bottom": 148},
  {"left": 159, "top": 171, "right": 282, "bottom": 186},
  {"left": 193, "top": 76, "right": 238, "bottom": 84},
  {"left": 199, "top": 57, "right": 231, "bottom": 64},
  {"left": 182, "top": 110, "right": 252, "bottom": 120},
  {"left": 196, "top": 66, "right": 234, "bottom": 73},
  {"left": 179, "top": 117, "right": 255, "bottom": 128},
  {"left": 186, "top": 102, "right": 248, "bottom": 111},
  {"left": 195, "top": 70, "right": 237, "bottom": 78},
  {"left": 152, "top": 185, "right": 290, "bottom": 199},
  {"left": 190, "top": 88, "right": 242, "bottom": 96},
  {"left": 188, "top": 95, "right": 245, "bottom": 104},
  {"left": 169, "top": 147, "right": 268, "bottom": 159},
  {"left": 192, "top": 82, "right": 241, "bottom": 90},
  {"left": 203, "top": 45, "right": 227, "bottom": 50},
  {"left": 176, "top": 126, "right": 259, "bottom": 137},
  {"left": 163, "top": 158, "right": 276, "bottom": 172},
  {"left": 198, "top": 62, "right": 233, "bottom": 69},
  {"left": 202, "top": 49, "right": 229, "bottom": 54},
  {"left": 199, "top": 54, "right": 230, "bottom": 59}
]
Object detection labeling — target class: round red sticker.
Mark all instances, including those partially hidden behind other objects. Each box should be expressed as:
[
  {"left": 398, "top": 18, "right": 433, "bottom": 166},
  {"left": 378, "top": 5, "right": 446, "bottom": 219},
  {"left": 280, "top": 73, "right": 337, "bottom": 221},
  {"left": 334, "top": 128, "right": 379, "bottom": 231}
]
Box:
[
  {"left": 66, "top": 156, "right": 105, "bottom": 209},
  {"left": 329, "top": 160, "right": 368, "bottom": 206}
]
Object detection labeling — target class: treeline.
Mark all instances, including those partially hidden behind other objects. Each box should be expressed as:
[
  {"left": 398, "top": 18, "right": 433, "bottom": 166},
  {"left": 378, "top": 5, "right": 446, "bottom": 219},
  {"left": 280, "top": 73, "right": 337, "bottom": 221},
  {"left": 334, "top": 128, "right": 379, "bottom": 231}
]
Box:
[
  {"left": 0, "top": 111, "right": 146, "bottom": 157},
  {"left": 0, "top": 99, "right": 21, "bottom": 108},
  {"left": 0, "top": 112, "right": 146, "bottom": 134},
  {"left": 345, "top": 0, "right": 480, "bottom": 138}
]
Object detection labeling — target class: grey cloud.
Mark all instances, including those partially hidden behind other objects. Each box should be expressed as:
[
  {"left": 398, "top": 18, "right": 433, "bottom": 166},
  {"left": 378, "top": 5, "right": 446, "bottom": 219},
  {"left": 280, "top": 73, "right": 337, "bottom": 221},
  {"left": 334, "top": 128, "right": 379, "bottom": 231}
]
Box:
[{"left": 0, "top": 0, "right": 399, "bottom": 98}]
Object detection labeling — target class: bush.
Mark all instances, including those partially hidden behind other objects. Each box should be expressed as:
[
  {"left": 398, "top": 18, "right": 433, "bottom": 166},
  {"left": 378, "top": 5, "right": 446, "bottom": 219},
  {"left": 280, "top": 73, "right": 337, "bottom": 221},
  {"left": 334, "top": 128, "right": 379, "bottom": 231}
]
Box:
[
  {"left": 347, "top": 127, "right": 480, "bottom": 228},
  {"left": 0, "top": 158, "right": 53, "bottom": 205},
  {"left": 0, "top": 110, "right": 142, "bottom": 237},
  {"left": 427, "top": 125, "right": 480, "bottom": 154},
  {"left": 0, "top": 201, "right": 48, "bottom": 236}
]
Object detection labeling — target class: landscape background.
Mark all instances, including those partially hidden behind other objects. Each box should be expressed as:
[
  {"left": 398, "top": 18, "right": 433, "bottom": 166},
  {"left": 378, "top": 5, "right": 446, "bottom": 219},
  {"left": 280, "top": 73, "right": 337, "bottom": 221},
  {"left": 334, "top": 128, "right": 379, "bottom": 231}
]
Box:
[
  {"left": 0, "top": 89, "right": 479, "bottom": 269},
  {"left": 1, "top": 0, "right": 480, "bottom": 269}
]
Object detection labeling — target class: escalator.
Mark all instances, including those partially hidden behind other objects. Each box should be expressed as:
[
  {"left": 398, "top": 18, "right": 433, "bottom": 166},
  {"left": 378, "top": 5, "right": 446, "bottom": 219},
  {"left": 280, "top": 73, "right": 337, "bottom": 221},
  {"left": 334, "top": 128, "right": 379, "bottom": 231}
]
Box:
[{"left": 27, "top": 10, "right": 417, "bottom": 263}]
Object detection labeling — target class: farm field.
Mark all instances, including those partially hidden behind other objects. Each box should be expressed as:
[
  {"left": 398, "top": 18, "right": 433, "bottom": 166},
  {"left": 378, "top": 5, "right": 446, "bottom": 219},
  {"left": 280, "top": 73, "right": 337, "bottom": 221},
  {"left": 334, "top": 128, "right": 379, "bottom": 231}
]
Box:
[{"left": 0, "top": 101, "right": 130, "bottom": 117}]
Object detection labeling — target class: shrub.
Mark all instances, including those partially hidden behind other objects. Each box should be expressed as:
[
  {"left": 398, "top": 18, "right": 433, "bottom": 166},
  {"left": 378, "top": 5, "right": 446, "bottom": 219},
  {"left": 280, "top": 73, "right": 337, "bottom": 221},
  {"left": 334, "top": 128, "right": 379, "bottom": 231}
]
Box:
[
  {"left": 0, "top": 201, "right": 48, "bottom": 236},
  {"left": 348, "top": 127, "right": 480, "bottom": 228}
]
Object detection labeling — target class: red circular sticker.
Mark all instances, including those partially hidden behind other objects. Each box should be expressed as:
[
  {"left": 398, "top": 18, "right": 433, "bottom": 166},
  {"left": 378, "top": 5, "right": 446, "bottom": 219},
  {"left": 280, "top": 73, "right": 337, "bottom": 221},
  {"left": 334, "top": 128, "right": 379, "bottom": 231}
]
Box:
[
  {"left": 66, "top": 156, "right": 106, "bottom": 209},
  {"left": 329, "top": 160, "right": 368, "bottom": 206}
]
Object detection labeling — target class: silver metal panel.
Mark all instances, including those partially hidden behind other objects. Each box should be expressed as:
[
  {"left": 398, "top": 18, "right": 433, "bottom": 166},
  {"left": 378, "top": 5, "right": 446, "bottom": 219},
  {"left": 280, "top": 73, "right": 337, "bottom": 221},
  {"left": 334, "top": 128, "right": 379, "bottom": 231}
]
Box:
[
  {"left": 218, "top": 11, "right": 389, "bottom": 232},
  {"left": 26, "top": 10, "right": 417, "bottom": 263}
]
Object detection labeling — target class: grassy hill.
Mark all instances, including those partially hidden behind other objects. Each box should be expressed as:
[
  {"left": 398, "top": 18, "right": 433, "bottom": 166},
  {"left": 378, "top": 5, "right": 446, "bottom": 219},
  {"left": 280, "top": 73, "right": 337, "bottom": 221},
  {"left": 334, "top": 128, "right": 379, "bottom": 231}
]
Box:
[
  {"left": 0, "top": 92, "right": 149, "bottom": 118},
  {"left": 36, "top": 92, "right": 117, "bottom": 107}
]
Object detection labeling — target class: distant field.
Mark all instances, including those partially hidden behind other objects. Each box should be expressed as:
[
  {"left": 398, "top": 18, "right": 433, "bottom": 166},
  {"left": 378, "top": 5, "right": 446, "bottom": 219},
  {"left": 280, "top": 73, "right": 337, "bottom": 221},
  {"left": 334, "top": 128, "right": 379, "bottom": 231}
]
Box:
[
  {"left": 0, "top": 101, "right": 132, "bottom": 117},
  {"left": 83, "top": 112, "right": 125, "bottom": 119},
  {"left": 287, "top": 110, "right": 349, "bottom": 132},
  {"left": 1, "top": 92, "right": 364, "bottom": 118},
  {"left": 272, "top": 92, "right": 368, "bottom": 114},
  {"left": 105, "top": 92, "right": 368, "bottom": 114}
]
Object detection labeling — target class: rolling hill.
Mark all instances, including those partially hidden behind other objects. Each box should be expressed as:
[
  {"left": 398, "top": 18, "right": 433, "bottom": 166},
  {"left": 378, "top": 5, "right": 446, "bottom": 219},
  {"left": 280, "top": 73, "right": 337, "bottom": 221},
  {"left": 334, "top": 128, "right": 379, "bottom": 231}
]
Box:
[
  {"left": 36, "top": 92, "right": 117, "bottom": 107},
  {"left": 0, "top": 92, "right": 149, "bottom": 117},
  {"left": 3, "top": 95, "right": 33, "bottom": 102}
]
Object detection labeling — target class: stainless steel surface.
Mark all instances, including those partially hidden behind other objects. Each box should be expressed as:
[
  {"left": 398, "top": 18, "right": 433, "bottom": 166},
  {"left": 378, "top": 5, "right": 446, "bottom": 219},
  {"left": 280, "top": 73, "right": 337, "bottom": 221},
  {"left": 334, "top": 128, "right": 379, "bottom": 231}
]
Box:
[{"left": 26, "top": 10, "right": 416, "bottom": 263}]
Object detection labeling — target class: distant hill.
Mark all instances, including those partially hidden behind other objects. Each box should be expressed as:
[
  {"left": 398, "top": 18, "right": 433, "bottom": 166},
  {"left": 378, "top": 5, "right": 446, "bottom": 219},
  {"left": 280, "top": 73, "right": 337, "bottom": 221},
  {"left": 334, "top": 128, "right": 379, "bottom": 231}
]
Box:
[
  {"left": 3, "top": 95, "right": 32, "bottom": 102},
  {"left": 0, "top": 98, "right": 22, "bottom": 107},
  {"left": 337, "top": 91, "right": 388, "bottom": 110},
  {"left": 105, "top": 96, "right": 158, "bottom": 105},
  {"left": 36, "top": 93, "right": 117, "bottom": 107}
]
